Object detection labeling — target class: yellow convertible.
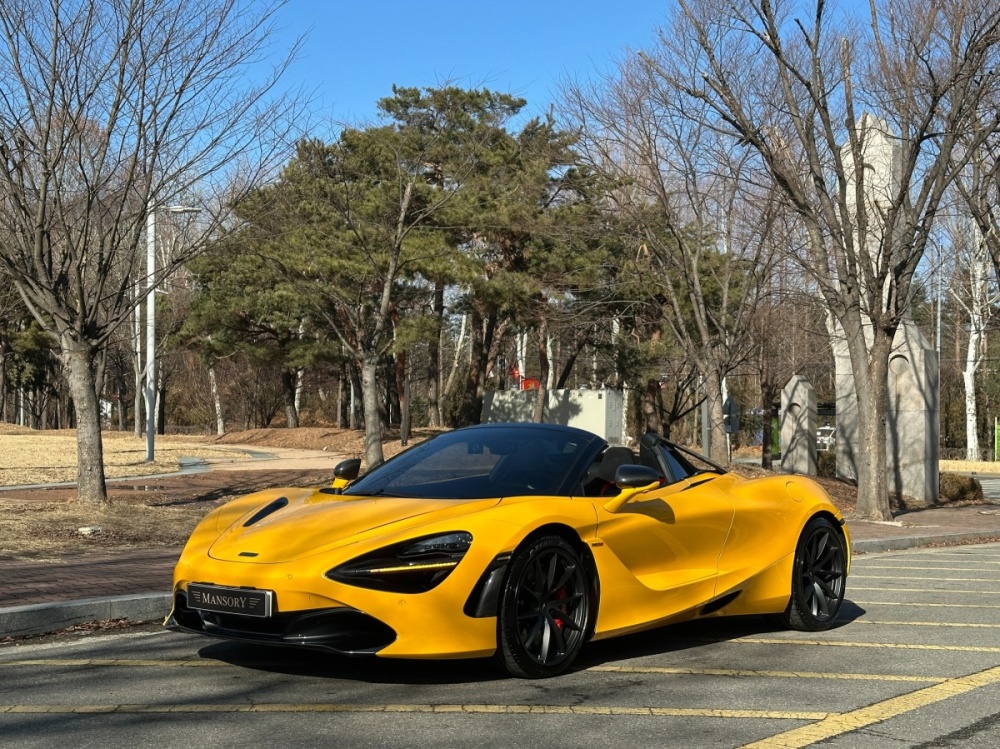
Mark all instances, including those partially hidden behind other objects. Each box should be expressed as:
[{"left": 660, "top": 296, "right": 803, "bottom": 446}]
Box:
[{"left": 167, "top": 422, "right": 850, "bottom": 678}]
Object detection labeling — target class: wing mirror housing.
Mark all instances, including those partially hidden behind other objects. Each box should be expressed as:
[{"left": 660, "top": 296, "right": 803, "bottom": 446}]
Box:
[
  {"left": 330, "top": 458, "right": 362, "bottom": 493},
  {"left": 603, "top": 464, "right": 662, "bottom": 513}
]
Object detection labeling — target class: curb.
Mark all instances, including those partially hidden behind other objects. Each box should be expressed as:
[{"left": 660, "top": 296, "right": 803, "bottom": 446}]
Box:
[
  {"left": 852, "top": 532, "right": 1000, "bottom": 554},
  {"left": 0, "top": 593, "right": 170, "bottom": 638}
]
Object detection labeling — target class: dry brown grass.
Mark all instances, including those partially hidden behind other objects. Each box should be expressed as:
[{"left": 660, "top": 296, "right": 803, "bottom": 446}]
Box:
[
  {"left": 0, "top": 426, "right": 436, "bottom": 559},
  {"left": 0, "top": 498, "right": 215, "bottom": 559},
  {"left": 0, "top": 424, "right": 246, "bottom": 486}
]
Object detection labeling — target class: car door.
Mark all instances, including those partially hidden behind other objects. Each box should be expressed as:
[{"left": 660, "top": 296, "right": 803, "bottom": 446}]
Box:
[
  {"left": 587, "top": 438, "right": 735, "bottom": 636},
  {"left": 596, "top": 478, "right": 734, "bottom": 600}
]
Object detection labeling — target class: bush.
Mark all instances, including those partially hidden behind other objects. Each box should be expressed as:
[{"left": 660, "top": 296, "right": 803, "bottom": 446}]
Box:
[
  {"left": 939, "top": 472, "right": 984, "bottom": 505},
  {"left": 817, "top": 450, "right": 837, "bottom": 478}
]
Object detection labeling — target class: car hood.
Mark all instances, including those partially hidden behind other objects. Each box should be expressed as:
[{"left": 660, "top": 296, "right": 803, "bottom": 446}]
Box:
[{"left": 208, "top": 489, "right": 500, "bottom": 563}]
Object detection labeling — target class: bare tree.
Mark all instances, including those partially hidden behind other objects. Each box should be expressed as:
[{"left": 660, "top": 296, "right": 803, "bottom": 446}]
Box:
[
  {"left": 564, "top": 54, "right": 777, "bottom": 462},
  {"left": 937, "top": 212, "right": 996, "bottom": 461},
  {"left": 657, "top": 0, "right": 1000, "bottom": 518},
  {"left": 954, "top": 140, "right": 1000, "bottom": 460},
  {"left": 0, "top": 0, "right": 298, "bottom": 503}
]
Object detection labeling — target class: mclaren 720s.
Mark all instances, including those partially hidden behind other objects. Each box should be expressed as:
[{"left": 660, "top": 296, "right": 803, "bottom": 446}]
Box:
[{"left": 167, "top": 422, "right": 850, "bottom": 678}]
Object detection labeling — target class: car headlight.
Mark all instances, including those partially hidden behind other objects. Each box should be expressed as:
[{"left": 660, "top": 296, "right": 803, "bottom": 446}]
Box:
[{"left": 326, "top": 532, "right": 473, "bottom": 593}]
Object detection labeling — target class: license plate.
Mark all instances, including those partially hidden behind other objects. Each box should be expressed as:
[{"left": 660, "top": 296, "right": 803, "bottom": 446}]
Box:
[{"left": 187, "top": 584, "right": 273, "bottom": 618}]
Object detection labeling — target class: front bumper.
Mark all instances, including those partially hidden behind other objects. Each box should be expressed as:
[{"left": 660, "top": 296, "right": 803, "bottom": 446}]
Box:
[{"left": 166, "top": 590, "right": 396, "bottom": 655}]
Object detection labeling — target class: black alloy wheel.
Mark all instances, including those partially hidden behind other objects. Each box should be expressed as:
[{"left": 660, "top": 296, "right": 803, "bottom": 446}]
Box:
[
  {"left": 783, "top": 515, "right": 847, "bottom": 631},
  {"left": 494, "top": 535, "right": 591, "bottom": 678}
]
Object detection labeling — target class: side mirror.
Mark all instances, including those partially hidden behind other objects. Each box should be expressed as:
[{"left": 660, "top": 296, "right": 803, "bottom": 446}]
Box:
[
  {"left": 615, "top": 464, "right": 661, "bottom": 488},
  {"left": 331, "top": 458, "right": 362, "bottom": 492},
  {"left": 603, "top": 464, "right": 662, "bottom": 513}
]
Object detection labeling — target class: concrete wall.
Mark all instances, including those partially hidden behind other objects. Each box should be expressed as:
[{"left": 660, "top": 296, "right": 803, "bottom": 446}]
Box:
[{"left": 481, "top": 388, "right": 625, "bottom": 443}]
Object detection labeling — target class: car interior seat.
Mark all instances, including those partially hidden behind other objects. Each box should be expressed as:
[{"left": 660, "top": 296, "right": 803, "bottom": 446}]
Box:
[{"left": 585, "top": 446, "right": 636, "bottom": 496}]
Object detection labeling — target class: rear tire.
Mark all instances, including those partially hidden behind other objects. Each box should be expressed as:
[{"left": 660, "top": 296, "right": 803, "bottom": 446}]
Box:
[
  {"left": 783, "top": 516, "right": 847, "bottom": 631},
  {"left": 494, "top": 535, "right": 590, "bottom": 678}
]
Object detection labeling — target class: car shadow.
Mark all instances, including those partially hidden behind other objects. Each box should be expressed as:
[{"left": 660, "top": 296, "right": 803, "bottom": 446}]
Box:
[
  {"left": 194, "top": 601, "right": 866, "bottom": 683},
  {"left": 197, "top": 640, "right": 503, "bottom": 684},
  {"left": 576, "top": 601, "right": 866, "bottom": 670}
]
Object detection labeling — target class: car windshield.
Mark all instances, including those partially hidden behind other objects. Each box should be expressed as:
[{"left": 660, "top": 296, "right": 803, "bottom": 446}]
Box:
[{"left": 344, "top": 425, "right": 604, "bottom": 499}]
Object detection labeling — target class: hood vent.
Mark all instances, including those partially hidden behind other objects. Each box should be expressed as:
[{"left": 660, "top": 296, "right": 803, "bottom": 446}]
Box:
[{"left": 243, "top": 496, "right": 289, "bottom": 527}]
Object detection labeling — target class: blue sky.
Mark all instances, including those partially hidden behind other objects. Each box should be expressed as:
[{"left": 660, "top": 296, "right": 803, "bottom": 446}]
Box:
[{"left": 272, "top": 1, "right": 670, "bottom": 128}]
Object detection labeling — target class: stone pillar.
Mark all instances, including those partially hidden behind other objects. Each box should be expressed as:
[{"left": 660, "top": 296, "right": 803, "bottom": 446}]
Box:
[
  {"left": 829, "top": 319, "right": 859, "bottom": 482},
  {"left": 781, "top": 375, "right": 817, "bottom": 475},
  {"left": 829, "top": 318, "right": 940, "bottom": 504},
  {"left": 888, "top": 319, "right": 940, "bottom": 505}
]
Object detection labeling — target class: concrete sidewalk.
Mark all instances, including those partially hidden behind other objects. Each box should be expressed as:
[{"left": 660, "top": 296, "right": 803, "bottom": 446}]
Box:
[{"left": 3, "top": 455, "right": 1000, "bottom": 638}]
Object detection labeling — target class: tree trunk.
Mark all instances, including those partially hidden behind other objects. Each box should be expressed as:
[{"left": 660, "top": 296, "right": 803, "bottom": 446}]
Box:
[
  {"left": 851, "top": 330, "right": 893, "bottom": 522},
  {"left": 117, "top": 381, "right": 127, "bottom": 431},
  {"left": 0, "top": 348, "right": 6, "bottom": 423},
  {"left": 555, "top": 332, "right": 589, "bottom": 389},
  {"left": 704, "top": 367, "right": 728, "bottom": 464},
  {"left": 459, "top": 306, "right": 486, "bottom": 426},
  {"left": 395, "top": 350, "right": 410, "bottom": 444},
  {"left": 157, "top": 383, "right": 167, "bottom": 435},
  {"left": 760, "top": 382, "right": 779, "bottom": 470},
  {"left": 209, "top": 366, "right": 225, "bottom": 435},
  {"left": 360, "top": 356, "right": 385, "bottom": 468},
  {"left": 444, "top": 312, "right": 467, "bottom": 400},
  {"left": 60, "top": 339, "right": 108, "bottom": 504},
  {"left": 964, "top": 331, "right": 980, "bottom": 461},
  {"left": 401, "top": 375, "right": 411, "bottom": 446},
  {"left": 533, "top": 320, "right": 549, "bottom": 423},
  {"left": 349, "top": 364, "right": 361, "bottom": 431},
  {"left": 281, "top": 367, "right": 299, "bottom": 428},
  {"left": 642, "top": 378, "right": 663, "bottom": 435},
  {"left": 295, "top": 367, "right": 304, "bottom": 416},
  {"left": 427, "top": 281, "right": 443, "bottom": 427},
  {"left": 134, "top": 300, "right": 142, "bottom": 436},
  {"left": 336, "top": 364, "right": 346, "bottom": 429}
]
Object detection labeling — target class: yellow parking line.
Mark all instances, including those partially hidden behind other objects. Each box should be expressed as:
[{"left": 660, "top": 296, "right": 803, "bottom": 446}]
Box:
[
  {"left": 853, "top": 619, "right": 1000, "bottom": 628},
  {"left": 739, "top": 664, "right": 1000, "bottom": 748},
  {"left": 850, "top": 575, "right": 996, "bottom": 582},
  {"left": 0, "top": 659, "right": 220, "bottom": 668},
  {"left": 849, "top": 586, "right": 995, "bottom": 594},
  {"left": 900, "top": 552, "right": 1000, "bottom": 558},
  {"left": 590, "top": 665, "right": 943, "bottom": 683},
  {"left": 0, "top": 703, "right": 833, "bottom": 719},
  {"left": 852, "top": 600, "right": 1000, "bottom": 609},
  {"left": 734, "top": 637, "right": 1000, "bottom": 653},
  {"left": 854, "top": 565, "right": 1000, "bottom": 571}
]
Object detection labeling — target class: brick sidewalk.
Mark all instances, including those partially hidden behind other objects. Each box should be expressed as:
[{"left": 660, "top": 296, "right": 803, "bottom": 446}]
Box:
[
  {"left": 0, "top": 548, "right": 176, "bottom": 607},
  {"left": 845, "top": 503, "right": 1000, "bottom": 549}
]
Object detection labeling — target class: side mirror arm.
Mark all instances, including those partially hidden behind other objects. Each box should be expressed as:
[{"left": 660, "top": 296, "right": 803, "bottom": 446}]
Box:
[{"left": 603, "top": 481, "right": 661, "bottom": 513}]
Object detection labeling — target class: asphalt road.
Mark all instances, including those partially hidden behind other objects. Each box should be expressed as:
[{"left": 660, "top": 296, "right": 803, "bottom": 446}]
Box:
[{"left": 3, "top": 543, "right": 1000, "bottom": 748}]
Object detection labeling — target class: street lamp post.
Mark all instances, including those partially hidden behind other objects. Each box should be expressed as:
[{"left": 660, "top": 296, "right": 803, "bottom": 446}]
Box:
[{"left": 145, "top": 203, "right": 200, "bottom": 463}]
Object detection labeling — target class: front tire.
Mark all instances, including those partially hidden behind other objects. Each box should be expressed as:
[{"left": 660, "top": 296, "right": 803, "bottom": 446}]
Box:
[
  {"left": 783, "top": 516, "right": 847, "bottom": 631},
  {"left": 494, "top": 535, "right": 590, "bottom": 678}
]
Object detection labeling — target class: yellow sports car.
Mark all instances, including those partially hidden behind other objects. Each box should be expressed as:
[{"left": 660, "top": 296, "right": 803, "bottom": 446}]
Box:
[{"left": 167, "top": 423, "right": 850, "bottom": 678}]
